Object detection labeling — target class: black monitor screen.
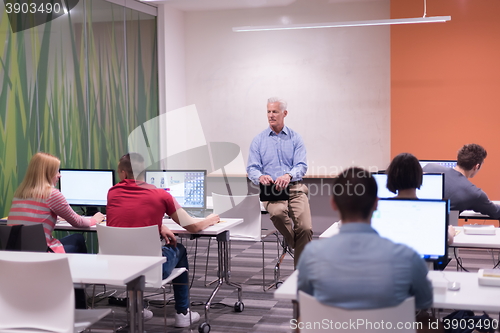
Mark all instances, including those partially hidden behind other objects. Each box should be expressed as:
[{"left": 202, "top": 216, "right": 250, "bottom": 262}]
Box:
[
  {"left": 419, "top": 160, "right": 457, "bottom": 169},
  {"left": 59, "top": 169, "right": 115, "bottom": 206},
  {"left": 373, "top": 173, "right": 444, "bottom": 199},
  {"left": 145, "top": 170, "right": 206, "bottom": 209},
  {"left": 371, "top": 198, "right": 448, "bottom": 260}
]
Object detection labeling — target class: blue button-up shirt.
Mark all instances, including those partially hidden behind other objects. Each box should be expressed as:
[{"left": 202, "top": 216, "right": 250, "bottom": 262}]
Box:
[
  {"left": 297, "top": 223, "right": 433, "bottom": 310},
  {"left": 247, "top": 126, "right": 308, "bottom": 185}
]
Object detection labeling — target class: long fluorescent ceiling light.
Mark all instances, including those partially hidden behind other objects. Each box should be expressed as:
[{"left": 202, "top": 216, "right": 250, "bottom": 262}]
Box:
[{"left": 233, "top": 16, "right": 451, "bottom": 32}]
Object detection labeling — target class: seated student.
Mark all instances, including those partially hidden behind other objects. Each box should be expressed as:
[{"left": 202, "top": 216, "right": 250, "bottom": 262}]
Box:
[
  {"left": 8, "top": 152, "right": 104, "bottom": 252},
  {"left": 386, "top": 152, "right": 423, "bottom": 199},
  {"left": 106, "top": 153, "right": 220, "bottom": 327},
  {"left": 297, "top": 167, "right": 433, "bottom": 310},
  {"left": 8, "top": 152, "right": 104, "bottom": 308},
  {"left": 387, "top": 152, "right": 455, "bottom": 246},
  {"left": 423, "top": 144, "right": 500, "bottom": 218}
]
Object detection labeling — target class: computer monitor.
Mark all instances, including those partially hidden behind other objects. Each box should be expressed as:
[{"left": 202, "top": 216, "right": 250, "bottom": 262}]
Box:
[
  {"left": 371, "top": 198, "right": 448, "bottom": 261},
  {"left": 419, "top": 160, "right": 457, "bottom": 169},
  {"left": 145, "top": 170, "right": 206, "bottom": 209},
  {"left": 59, "top": 169, "right": 115, "bottom": 206},
  {"left": 372, "top": 173, "right": 444, "bottom": 199}
]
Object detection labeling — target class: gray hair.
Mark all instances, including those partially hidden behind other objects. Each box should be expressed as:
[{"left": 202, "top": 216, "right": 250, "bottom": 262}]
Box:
[{"left": 267, "top": 97, "right": 287, "bottom": 111}]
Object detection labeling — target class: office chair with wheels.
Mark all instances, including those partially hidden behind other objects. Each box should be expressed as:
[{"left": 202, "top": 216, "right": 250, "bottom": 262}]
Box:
[
  {"left": 96, "top": 224, "right": 188, "bottom": 332},
  {"left": 0, "top": 256, "right": 111, "bottom": 333},
  {"left": 298, "top": 291, "right": 416, "bottom": 333},
  {"left": 266, "top": 233, "right": 293, "bottom": 290}
]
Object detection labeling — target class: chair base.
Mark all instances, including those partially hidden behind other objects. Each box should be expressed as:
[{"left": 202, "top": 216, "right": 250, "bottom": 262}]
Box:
[
  {"left": 203, "top": 230, "right": 291, "bottom": 292},
  {"left": 263, "top": 232, "right": 292, "bottom": 291},
  {"left": 75, "top": 308, "right": 113, "bottom": 333}
]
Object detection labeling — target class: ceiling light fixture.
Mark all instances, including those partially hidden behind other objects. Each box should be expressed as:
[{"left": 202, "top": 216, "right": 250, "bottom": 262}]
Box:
[
  {"left": 234, "top": 0, "right": 450, "bottom": 32},
  {"left": 233, "top": 16, "right": 451, "bottom": 32}
]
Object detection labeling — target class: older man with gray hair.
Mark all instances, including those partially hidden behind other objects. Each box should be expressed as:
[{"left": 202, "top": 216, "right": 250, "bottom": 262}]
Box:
[{"left": 247, "top": 97, "right": 313, "bottom": 267}]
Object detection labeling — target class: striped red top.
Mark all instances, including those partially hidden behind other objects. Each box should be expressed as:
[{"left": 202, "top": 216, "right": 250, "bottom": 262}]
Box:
[{"left": 8, "top": 188, "right": 95, "bottom": 253}]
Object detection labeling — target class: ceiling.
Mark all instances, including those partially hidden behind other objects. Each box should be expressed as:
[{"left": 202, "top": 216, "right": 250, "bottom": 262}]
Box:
[{"left": 140, "top": 0, "right": 383, "bottom": 11}]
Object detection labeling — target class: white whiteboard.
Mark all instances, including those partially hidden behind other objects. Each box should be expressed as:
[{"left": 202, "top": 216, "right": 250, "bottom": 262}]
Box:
[{"left": 166, "top": 0, "right": 391, "bottom": 176}]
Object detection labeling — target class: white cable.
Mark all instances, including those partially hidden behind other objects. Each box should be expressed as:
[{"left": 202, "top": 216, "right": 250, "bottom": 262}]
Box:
[{"left": 423, "top": 0, "right": 427, "bottom": 18}]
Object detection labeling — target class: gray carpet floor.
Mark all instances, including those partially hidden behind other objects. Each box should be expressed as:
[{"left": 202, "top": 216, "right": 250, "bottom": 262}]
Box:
[
  {"left": 87, "top": 233, "right": 295, "bottom": 333},
  {"left": 86, "top": 237, "right": 500, "bottom": 333}
]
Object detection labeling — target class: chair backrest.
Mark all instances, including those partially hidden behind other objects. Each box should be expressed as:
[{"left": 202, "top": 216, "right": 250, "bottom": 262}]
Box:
[
  {"left": 0, "top": 224, "right": 48, "bottom": 252},
  {"left": 96, "top": 224, "right": 163, "bottom": 287},
  {"left": 298, "top": 291, "right": 416, "bottom": 333},
  {"left": 212, "top": 193, "right": 261, "bottom": 241},
  {"left": 0, "top": 256, "right": 75, "bottom": 333}
]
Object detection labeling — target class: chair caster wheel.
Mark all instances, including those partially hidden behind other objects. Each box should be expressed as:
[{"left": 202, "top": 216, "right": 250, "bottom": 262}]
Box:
[
  {"left": 275, "top": 281, "right": 283, "bottom": 289},
  {"left": 234, "top": 301, "right": 244, "bottom": 312},
  {"left": 199, "top": 322, "right": 211, "bottom": 333}
]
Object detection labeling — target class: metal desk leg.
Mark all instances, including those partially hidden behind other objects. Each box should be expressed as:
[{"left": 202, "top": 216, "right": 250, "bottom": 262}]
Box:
[
  {"left": 126, "top": 275, "right": 145, "bottom": 333},
  {"left": 292, "top": 300, "right": 299, "bottom": 333},
  {"left": 222, "top": 233, "right": 243, "bottom": 307},
  {"left": 202, "top": 241, "right": 224, "bottom": 327},
  {"left": 199, "top": 231, "right": 243, "bottom": 333}
]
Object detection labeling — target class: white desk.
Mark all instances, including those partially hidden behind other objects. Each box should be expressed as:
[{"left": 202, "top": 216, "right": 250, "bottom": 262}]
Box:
[
  {"left": 56, "top": 217, "right": 244, "bottom": 235},
  {"left": 55, "top": 218, "right": 245, "bottom": 332},
  {"left": 460, "top": 211, "right": 495, "bottom": 220},
  {"left": 55, "top": 221, "right": 95, "bottom": 231},
  {"left": 450, "top": 226, "right": 500, "bottom": 270},
  {"left": 318, "top": 221, "right": 341, "bottom": 239},
  {"left": 460, "top": 201, "right": 500, "bottom": 220},
  {"left": 56, "top": 217, "right": 243, "bottom": 231},
  {"left": 428, "top": 270, "right": 500, "bottom": 312},
  {"left": 452, "top": 227, "right": 500, "bottom": 249},
  {"left": 0, "top": 251, "right": 165, "bottom": 333},
  {"left": 162, "top": 217, "right": 243, "bottom": 236},
  {"left": 274, "top": 270, "right": 500, "bottom": 312},
  {"left": 274, "top": 269, "right": 298, "bottom": 300}
]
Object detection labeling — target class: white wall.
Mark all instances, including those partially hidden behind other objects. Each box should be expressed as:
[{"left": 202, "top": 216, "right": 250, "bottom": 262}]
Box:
[
  {"left": 157, "top": 0, "right": 390, "bottom": 176},
  {"left": 157, "top": 5, "right": 189, "bottom": 170},
  {"left": 181, "top": 0, "right": 391, "bottom": 176},
  {"left": 157, "top": 5, "right": 186, "bottom": 114}
]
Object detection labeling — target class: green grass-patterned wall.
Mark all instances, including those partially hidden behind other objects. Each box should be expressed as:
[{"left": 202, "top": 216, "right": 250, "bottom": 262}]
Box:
[{"left": 0, "top": 0, "right": 158, "bottom": 217}]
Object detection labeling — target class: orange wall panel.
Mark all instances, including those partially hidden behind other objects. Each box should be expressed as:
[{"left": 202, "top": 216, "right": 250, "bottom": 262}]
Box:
[{"left": 391, "top": 0, "right": 500, "bottom": 199}]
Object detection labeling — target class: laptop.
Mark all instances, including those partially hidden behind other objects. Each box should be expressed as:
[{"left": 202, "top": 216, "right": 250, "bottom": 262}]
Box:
[{"left": 259, "top": 183, "right": 290, "bottom": 202}]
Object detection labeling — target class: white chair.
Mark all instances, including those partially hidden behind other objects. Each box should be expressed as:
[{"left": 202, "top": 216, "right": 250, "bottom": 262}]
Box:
[
  {"left": 0, "top": 256, "right": 111, "bottom": 333},
  {"left": 209, "top": 193, "right": 281, "bottom": 290},
  {"left": 95, "top": 224, "right": 187, "bottom": 331},
  {"left": 298, "top": 291, "right": 416, "bottom": 333}
]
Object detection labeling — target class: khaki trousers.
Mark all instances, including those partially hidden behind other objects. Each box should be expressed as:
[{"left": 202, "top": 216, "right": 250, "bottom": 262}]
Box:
[{"left": 264, "top": 183, "right": 313, "bottom": 267}]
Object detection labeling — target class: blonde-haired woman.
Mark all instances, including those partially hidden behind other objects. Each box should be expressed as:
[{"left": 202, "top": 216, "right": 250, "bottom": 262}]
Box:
[{"left": 8, "top": 152, "right": 104, "bottom": 253}]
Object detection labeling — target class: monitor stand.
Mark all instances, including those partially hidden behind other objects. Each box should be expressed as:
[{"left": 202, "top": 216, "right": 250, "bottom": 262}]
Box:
[
  {"left": 427, "top": 261, "right": 434, "bottom": 271},
  {"left": 185, "top": 208, "right": 206, "bottom": 218},
  {"left": 84, "top": 206, "right": 99, "bottom": 216}
]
